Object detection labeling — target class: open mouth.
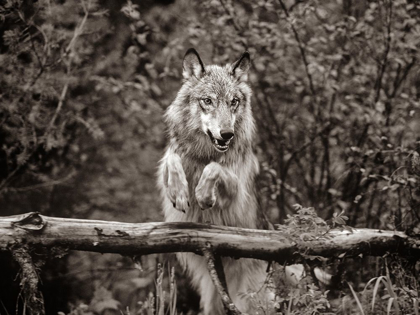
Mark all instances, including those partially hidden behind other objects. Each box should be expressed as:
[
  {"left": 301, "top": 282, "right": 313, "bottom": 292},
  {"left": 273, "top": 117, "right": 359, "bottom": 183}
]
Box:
[{"left": 207, "top": 131, "right": 231, "bottom": 152}]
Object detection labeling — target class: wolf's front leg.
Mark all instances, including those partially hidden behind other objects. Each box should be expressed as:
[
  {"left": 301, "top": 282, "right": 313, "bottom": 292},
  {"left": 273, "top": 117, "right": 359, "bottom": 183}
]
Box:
[
  {"left": 163, "top": 152, "right": 190, "bottom": 212},
  {"left": 195, "top": 162, "right": 238, "bottom": 210}
]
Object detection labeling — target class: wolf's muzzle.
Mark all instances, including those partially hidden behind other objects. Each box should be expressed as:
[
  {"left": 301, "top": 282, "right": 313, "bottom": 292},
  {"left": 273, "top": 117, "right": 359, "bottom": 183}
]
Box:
[{"left": 207, "top": 130, "right": 232, "bottom": 152}]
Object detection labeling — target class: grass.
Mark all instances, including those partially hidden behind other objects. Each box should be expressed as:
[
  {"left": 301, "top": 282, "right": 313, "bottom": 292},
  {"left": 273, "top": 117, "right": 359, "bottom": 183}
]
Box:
[{"left": 136, "top": 263, "right": 178, "bottom": 315}]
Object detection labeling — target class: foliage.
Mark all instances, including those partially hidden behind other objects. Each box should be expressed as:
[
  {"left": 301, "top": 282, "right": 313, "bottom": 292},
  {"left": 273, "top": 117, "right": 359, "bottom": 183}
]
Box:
[
  {"left": 346, "top": 261, "right": 419, "bottom": 315},
  {"left": 269, "top": 206, "right": 418, "bottom": 315},
  {"left": 1, "top": 0, "right": 104, "bottom": 209},
  {"left": 0, "top": 0, "right": 164, "bottom": 221},
  {"left": 275, "top": 283, "right": 333, "bottom": 315},
  {"left": 1, "top": 0, "right": 420, "bottom": 313},
  {"left": 183, "top": 0, "right": 420, "bottom": 230},
  {"left": 61, "top": 264, "right": 177, "bottom": 315}
]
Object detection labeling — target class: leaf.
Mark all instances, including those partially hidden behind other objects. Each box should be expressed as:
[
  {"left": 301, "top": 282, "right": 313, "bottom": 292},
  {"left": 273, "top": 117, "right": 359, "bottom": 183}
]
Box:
[
  {"left": 348, "top": 282, "right": 365, "bottom": 315},
  {"left": 387, "top": 297, "right": 394, "bottom": 315},
  {"left": 354, "top": 195, "right": 362, "bottom": 203},
  {"left": 413, "top": 298, "right": 419, "bottom": 315},
  {"left": 293, "top": 204, "right": 303, "bottom": 210},
  {"left": 334, "top": 217, "right": 346, "bottom": 225},
  {"left": 371, "top": 276, "right": 386, "bottom": 312}
]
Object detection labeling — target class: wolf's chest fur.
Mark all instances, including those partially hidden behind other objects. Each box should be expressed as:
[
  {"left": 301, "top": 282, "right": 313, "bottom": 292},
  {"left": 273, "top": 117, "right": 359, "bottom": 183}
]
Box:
[{"left": 164, "top": 148, "right": 260, "bottom": 228}]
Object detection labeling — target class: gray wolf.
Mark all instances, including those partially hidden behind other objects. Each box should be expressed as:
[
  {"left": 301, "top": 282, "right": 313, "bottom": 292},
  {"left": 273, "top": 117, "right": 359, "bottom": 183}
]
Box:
[{"left": 158, "top": 48, "right": 272, "bottom": 314}]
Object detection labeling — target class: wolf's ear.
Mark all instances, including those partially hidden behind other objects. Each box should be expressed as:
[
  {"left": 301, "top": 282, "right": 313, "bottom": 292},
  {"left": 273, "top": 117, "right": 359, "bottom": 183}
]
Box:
[
  {"left": 231, "top": 51, "right": 251, "bottom": 82},
  {"left": 183, "top": 48, "right": 205, "bottom": 79}
]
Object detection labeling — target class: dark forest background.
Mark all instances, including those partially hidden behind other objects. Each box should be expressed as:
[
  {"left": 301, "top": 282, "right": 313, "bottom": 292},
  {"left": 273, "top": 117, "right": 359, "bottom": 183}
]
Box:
[{"left": 1, "top": 0, "right": 420, "bottom": 314}]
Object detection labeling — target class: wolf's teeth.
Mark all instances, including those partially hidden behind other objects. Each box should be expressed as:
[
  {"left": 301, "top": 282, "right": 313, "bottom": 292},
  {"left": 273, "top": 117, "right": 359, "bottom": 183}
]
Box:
[
  {"left": 214, "top": 142, "right": 228, "bottom": 152},
  {"left": 208, "top": 134, "right": 229, "bottom": 152}
]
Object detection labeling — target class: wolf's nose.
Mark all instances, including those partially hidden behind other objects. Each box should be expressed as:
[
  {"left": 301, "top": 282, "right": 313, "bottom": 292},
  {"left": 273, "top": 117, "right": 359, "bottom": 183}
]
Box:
[{"left": 220, "top": 130, "right": 234, "bottom": 140}]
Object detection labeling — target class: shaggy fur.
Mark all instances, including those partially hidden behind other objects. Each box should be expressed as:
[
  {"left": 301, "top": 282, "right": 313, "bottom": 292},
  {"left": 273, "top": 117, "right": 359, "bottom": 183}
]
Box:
[{"left": 158, "top": 49, "right": 271, "bottom": 314}]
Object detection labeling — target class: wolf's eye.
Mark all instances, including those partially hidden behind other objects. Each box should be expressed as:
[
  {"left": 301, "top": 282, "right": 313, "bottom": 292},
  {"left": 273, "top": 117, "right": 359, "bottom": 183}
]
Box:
[
  {"left": 231, "top": 98, "right": 239, "bottom": 107},
  {"left": 202, "top": 98, "right": 212, "bottom": 105}
]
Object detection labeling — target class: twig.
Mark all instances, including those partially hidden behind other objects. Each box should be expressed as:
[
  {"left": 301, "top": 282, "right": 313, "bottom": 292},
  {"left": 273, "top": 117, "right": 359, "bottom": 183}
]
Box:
[
  {"left": 318, "top": 135, "right": 331, "bottom": 200},
  {"left": 390, "top": 57, "right": 417, "bottom": 99},
  {"left": 28, "top": 24, "right": 50, "bottom": 88},
  {"left": 253, "top": 82, "right": 282, "bottom": 141},
  {"left": 202, "top": 245, "right": 245, "bottom": 315},
  {"left": 11, "top": 246, "right": 45, "bottom": 315},
  {"left": 65, "top": 0, "right": 90, "bottom": 55},
  {"left": 27, "top": 29, "right": 44, "bottom": 87},
  {"left": 45, "top": 82, "right": 69, "bottom": 135},
  {"left": 0, "top": 151, "right": 35, "bottom": 193},
  {"left": 45, "top": 0, "right": 90, "bottom": 136},
  {"left": 277, "top": 0, "right": 316, "bottom": 99},
  {"left": 6, "top": 169, "right": 76, "bottom": 193},
  {"left": 283, "top": 123, "right": 331, "bottom": 177},
  {"left": 374, "top": 0, "right": 393, "bottom": 104}
]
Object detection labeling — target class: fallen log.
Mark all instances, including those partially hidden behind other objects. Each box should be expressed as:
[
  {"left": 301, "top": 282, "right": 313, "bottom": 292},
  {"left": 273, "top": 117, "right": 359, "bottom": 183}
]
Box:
[{"left": 1, "top": 212, "right": 420, "bottom": 262}]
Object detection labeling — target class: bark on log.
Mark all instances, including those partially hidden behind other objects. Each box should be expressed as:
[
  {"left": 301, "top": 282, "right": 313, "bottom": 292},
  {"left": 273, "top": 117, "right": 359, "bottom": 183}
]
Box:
[{"left": 1, "top": 212, "right": 420, "bottom": 263}]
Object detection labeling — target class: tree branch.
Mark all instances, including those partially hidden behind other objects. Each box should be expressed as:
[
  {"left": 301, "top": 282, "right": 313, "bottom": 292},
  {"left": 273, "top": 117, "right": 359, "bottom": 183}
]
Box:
[
  {"left": 277, "top": 0, "right": 316, "bottom": 99},
  {"left": 374, "top": 0, "right": 392, "bottom": 104},
  {"left": 202, "top": 245, "right": 244, "bottom": 315}
]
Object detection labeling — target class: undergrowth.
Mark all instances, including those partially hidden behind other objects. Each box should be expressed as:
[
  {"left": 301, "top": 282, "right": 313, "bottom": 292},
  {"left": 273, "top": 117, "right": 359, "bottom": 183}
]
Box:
[{"left": 62, "top": 206, "right": 419, "bottom": 315}]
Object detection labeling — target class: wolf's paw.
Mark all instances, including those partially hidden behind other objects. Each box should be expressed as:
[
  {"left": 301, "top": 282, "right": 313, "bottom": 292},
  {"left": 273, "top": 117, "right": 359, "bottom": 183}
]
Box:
[
  {"left": 195, "top": 162, "right": 221, "bottom": 210},
  {"left": 164, "top": 155, "right": 190, "bottom": 213}
]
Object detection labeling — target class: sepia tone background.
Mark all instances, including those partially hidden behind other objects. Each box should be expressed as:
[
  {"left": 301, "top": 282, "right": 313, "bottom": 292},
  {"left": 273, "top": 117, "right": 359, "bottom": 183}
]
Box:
[{"left": 1, "top": 0, "right": 419, "bottom": 313}]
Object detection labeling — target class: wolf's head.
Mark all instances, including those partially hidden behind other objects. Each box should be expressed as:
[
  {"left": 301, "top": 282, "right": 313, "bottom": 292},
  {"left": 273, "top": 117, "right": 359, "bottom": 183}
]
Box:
[{"left": 166, "top": 49, "right": 254, "bottom": 158}]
